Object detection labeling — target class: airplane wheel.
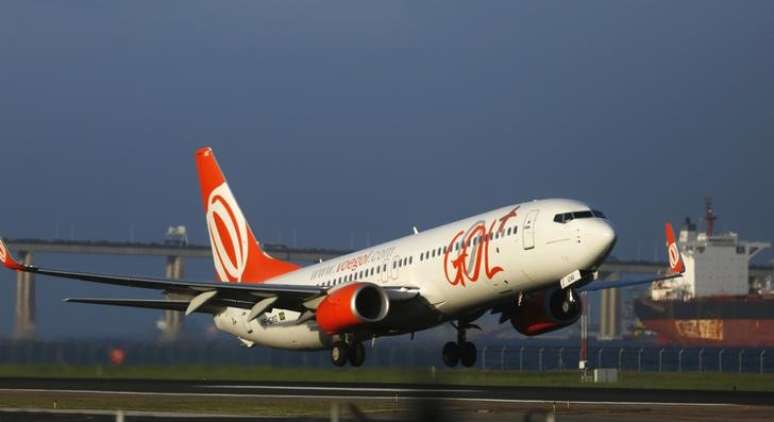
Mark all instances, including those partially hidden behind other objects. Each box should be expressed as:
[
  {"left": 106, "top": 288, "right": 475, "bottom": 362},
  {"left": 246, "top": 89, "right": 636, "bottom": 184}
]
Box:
[
  {"left": 331, "top": 342, "right": 348, "bottom": 367},
  {"left": 348, "top": 342, "right": 365, "bottom": 367},
  {"left": 442, "top": 341, "right": 459, "bottom": 367},
  {"left": 460, "top": 342, "right": 477, "bottom": 368}
]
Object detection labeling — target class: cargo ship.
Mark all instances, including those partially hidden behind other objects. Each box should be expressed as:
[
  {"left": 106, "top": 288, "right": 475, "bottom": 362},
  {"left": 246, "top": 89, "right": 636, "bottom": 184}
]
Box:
[{"left": 634, "top": 199, "right": 774, "bottom": 347}]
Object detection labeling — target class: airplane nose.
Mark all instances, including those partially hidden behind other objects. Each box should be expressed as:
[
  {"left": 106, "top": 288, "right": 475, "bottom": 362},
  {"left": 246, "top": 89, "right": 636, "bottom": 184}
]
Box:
[
  {"left": 585, "top": 220, "right": 617, "bottom": 265},
  {"left": 597, "top": 221, "right": 616, "bottom": 249}
]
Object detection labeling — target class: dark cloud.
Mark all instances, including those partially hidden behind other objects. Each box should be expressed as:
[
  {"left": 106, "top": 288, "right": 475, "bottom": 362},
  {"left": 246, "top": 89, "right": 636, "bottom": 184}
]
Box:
[{"left": 1, "top": 1, "right": 772, "bottom": 337}]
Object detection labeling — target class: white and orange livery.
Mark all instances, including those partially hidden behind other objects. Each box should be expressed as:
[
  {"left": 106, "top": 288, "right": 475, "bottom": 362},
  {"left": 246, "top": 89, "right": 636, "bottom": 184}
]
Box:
[{"left": 0, "top": 147, "right": 684, "bottom": 367}]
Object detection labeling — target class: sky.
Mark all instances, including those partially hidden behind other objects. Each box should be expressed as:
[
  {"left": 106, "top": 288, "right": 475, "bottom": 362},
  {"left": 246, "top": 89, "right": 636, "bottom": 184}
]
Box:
[{"left": 1, "top": 1, "right": 773, "bottom": 339}]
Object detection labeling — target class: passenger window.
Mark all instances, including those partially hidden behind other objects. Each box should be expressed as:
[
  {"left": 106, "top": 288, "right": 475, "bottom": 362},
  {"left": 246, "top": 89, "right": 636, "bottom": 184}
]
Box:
[
  {"left": 512, "top": 226, "right": 518, "bottom": 234},
  {"left": 507, "top": 228, "right": 512, "bottom": 235}
]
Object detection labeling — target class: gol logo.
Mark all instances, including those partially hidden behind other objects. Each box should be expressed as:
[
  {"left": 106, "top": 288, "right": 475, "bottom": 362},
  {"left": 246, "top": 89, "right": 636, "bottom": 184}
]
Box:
[
  {"left": 207, "top": 183, "right": 249, "bottom": 282},
  {"left": 443, "top": 207, "right": 519, "bottom": 287},
  {"left": 668, "top": 242, "right": 680, "bottom": 271},
  {"left": 0, "top": 240, "right": 7, "bottom": 263}
]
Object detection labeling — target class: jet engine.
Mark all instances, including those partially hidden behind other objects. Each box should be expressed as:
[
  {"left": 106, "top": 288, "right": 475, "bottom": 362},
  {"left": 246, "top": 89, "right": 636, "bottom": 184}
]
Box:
[
  {"left": 316, "top": 282, "right": 390, "bottom": 334},
  {"left": 511, "top": 287, "right": 582, "bottom": 336}
]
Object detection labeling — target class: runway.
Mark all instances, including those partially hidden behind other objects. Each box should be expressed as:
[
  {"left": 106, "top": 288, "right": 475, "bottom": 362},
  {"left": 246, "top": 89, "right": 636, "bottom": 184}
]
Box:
[{"left": 0, "top": 377, "right": 771, "bottom": 407}]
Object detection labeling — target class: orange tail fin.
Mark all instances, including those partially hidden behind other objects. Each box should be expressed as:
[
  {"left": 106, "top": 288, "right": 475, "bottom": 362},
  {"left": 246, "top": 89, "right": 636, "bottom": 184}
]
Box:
[
  {"left": 195, "top": 147, "right": 299, "bottom": 283},
  {"left": 665, "top": 222, "right": 685, "bottom": 274}
]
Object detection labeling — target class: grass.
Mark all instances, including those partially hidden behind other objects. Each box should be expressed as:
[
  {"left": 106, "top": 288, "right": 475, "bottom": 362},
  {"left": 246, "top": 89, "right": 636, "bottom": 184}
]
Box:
[{"left": 0, "top": 364, "right": 772, "bottom": 392}]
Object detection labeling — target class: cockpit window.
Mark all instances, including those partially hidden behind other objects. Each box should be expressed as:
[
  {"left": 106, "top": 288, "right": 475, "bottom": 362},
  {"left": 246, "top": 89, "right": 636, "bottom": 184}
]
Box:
[{"left": 554, "top": 209, "right": 606, "bottom": 223}]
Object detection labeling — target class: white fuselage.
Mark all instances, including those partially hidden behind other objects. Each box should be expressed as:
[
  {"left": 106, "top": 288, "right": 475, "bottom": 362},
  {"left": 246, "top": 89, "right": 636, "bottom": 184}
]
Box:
[{"left": 214, "top": 198, "right": 616, "bottom": 349}]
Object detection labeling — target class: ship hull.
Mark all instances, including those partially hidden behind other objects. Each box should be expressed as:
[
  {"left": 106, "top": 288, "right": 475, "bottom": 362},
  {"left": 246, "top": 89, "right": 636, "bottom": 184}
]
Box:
[{"left": 635, "top": 296, "right": 774, "bottom": 347}]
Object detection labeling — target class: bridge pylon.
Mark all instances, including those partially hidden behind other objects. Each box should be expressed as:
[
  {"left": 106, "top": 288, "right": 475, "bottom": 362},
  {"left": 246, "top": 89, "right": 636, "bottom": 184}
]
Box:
[
  {"left": 159, "top": 255, "right": 184, "bottom": 342},
  {"left": 13, "top": 251, "right": 35, "bottom": 340}
]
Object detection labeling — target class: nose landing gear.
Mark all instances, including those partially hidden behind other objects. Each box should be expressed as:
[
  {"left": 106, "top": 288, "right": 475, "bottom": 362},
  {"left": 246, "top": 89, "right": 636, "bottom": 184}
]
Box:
[{"left": 442, "top": 322, "right": 479, "bottom": 368}]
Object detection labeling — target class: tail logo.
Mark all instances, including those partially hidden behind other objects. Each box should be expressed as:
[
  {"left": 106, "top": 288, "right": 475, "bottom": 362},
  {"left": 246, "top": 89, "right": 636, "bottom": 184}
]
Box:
[
  {"left": 206, "top": 183, "right": 249, "bottom": 282},
  {"left": 0, "top": 240, "right": 7, "bottom": 263},
  {"left": 668, "top": 242, "right": 680, "bottom": 272}
]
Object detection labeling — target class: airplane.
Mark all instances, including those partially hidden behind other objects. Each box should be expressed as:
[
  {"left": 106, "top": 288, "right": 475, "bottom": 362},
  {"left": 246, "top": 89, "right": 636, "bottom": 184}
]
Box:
[{"left": 0, "top": 146, "right": 685, "bottom": 367}]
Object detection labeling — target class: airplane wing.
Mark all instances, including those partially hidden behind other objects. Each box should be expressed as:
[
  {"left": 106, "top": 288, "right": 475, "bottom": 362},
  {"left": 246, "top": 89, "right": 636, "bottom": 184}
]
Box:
[
  {"left": 578, "top": 272, "right": 682, "bottom": 292},
  {"left": 63, "top": 298, "right": 208, "bottom": 313},
  {"left": 0, "top": 237, "right": 324, "bottom": 314},
  {"left": 0, "top": 237, "right": 419, "bottom": 317},
  {"left": 579, "top": 222, "right": 686, "bottom": 293}
]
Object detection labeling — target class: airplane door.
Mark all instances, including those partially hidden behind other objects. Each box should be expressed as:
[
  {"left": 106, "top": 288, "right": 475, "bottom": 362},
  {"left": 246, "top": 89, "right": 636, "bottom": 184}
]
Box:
[{"left": 523, "top": 210, "right": 539, "bottom": 250}]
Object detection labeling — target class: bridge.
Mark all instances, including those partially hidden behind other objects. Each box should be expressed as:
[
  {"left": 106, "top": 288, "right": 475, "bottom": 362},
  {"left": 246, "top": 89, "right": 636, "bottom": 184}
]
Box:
[{"left": 5, "top": 239, "right": 773, "bottom": 341}]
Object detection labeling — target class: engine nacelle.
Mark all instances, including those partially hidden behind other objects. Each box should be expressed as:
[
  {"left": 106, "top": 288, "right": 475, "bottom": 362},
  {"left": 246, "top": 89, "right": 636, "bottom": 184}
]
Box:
[
  {"left": 511, "top": 287, "right": 582, "bottom": 336},
  {"left": 316, "top": 282, "right": 390, "bottom": 335}
]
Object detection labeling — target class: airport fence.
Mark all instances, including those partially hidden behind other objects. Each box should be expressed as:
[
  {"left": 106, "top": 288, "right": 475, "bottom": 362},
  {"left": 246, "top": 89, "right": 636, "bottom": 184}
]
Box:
[{"left": 0, "top": 340, "right": 771, "bottom": 374}]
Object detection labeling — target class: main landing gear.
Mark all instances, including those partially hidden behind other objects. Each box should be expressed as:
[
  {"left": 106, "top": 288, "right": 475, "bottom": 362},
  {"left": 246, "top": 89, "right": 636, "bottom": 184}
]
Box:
[
  {"left": 330, "top": 339, "right": 365, "bottom": 367},
  {"left": 442, "top": 322, "right": 478, "bottom": 368}
]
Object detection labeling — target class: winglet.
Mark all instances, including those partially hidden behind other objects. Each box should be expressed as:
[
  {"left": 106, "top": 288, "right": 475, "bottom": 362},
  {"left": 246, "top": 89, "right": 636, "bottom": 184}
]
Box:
[
  {"left": 0, "top": 238, "right": 25, "bottom": 271},
  {"left": 665, "top": 222, "right": 685, "bottom": 274}
]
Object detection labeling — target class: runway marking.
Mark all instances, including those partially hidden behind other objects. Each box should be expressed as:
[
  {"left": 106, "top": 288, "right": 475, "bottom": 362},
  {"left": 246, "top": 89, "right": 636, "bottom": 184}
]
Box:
[
  {"left": 0, "top": 407, "right": 254, "bottom": 419},
  {"left": 202, "top": 384, "right": 480, "bottom": 393},
  {"left": 0, "top": 388, "right": 746, "bottom": 408}
]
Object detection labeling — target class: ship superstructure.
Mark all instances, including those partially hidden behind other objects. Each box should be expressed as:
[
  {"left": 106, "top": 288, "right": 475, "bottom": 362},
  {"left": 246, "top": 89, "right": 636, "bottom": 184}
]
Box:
[{"left": 636, "top": 199, "right": 774, "bottom": 346}]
